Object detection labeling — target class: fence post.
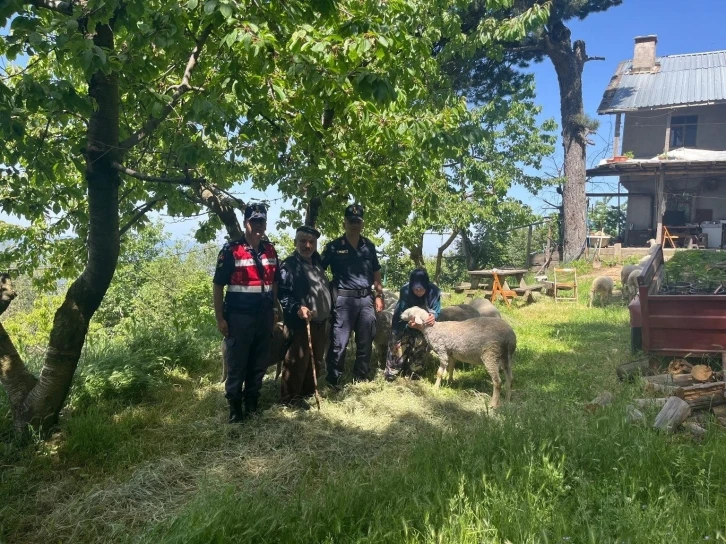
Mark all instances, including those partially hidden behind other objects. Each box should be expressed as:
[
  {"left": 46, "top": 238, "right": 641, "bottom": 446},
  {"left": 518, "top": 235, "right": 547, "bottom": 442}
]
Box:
[{"left": 525, "top": 224, "right": 533, "bottom": 269}]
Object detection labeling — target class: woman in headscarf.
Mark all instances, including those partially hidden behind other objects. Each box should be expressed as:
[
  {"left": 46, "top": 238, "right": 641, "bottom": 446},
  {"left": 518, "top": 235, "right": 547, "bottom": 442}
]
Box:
[{"left": 384, "top": 268, "right": 441, "bottom": 381}]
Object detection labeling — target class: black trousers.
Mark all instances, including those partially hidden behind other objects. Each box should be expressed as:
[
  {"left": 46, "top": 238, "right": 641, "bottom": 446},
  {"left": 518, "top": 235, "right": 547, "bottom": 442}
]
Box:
[
  {"left": 326, "top": 295, "right": 376, "bottom": 384},
  {"left": 224, "top": 309, "right": 273, "bottom": 401}
]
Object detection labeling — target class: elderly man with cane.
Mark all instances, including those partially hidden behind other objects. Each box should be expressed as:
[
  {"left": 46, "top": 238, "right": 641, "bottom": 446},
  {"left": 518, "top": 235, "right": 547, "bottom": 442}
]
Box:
[{"left": 278, "top": 225, "right": 331, "bottom": 410}]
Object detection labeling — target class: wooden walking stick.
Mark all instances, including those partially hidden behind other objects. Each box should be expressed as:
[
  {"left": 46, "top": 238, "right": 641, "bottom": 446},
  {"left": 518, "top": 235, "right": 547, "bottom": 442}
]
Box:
[{"left": 306, "top": 317, "right": 322, "bottom": 410}]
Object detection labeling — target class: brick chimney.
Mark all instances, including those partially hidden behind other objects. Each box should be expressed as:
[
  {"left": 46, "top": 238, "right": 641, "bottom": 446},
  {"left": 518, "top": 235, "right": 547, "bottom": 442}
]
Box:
[{"left": 632, "top": 35, "right": 658, "bottom": 72}]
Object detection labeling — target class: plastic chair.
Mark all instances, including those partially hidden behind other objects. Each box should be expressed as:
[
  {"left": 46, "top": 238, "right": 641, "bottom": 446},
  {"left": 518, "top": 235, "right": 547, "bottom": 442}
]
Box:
[{"left": 554, "top": 268, "right": 578, "bottom": 303}]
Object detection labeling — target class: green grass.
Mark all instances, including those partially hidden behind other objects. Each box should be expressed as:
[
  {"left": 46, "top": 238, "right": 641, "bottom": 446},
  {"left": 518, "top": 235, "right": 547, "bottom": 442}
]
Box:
[{"left": 3, "top": 289, "right": 726, "bottom": 543}]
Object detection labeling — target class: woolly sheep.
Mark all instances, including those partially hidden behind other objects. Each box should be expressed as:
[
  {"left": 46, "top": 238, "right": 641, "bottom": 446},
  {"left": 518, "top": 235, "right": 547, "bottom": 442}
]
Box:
[
  {"left": 438, "top": 303, "right": 480, "bottom": 322},
  {"left": 468, "top": 297, "right": 502, "bottom": 319},
  {"left": 638, "top": 255, "right": 652, "bottom": 267},
  {"left": 400, "top": 306, "right": 516, "bottom": 408},
  {"left": 647, "top": 239, "right": 659, "bottom": 254},
  {"left": 588, "top": 276, "right": 614, "bottom": 307},
  {"left": 626, "top": 268, "right": 643, "bottom": 302},
  {"left": 373, "top": 308, "right": 394, "bottom": 367},
  {"left": 620, "top": 265, "right": 640, "bottom": 300}
]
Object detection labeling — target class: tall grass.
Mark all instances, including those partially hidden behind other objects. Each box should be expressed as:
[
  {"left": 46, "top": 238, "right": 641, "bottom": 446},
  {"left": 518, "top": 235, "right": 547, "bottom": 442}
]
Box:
[{"left": 2, "top": 270, "right": 726, "bottom": 543}]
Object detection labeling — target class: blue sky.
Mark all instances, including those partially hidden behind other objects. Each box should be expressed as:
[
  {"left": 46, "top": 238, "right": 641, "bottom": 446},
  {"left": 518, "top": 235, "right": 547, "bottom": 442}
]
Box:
[{"left": 4, "top": 1, "right": 726, "bottom": 254}]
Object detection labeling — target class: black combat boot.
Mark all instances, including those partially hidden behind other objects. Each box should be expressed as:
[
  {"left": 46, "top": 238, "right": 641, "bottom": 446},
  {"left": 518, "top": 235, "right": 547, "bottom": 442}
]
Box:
[
  {"left": 245, "top": 395, "right": 260, "bottom": 417},
  {"left": 228, "top": 399, "right": 245, "bottom": 423}
]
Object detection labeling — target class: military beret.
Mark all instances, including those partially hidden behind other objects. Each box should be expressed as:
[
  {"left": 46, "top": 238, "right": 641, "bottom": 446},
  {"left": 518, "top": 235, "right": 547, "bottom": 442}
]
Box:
[{"left": 296, "top": 225, "right": 321, "bottom": 239}]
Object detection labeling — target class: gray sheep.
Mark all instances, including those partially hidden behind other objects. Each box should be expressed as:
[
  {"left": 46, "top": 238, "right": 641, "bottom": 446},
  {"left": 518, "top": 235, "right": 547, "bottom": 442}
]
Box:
[
  {"left": 588, "top": 276, "right": 614, "bottom": 307},
  {"left": 438, "top": 303, "right": 480, "bottom": 322},
  {"left": 468, "top": 297, "right": 501, "bottom": 318},
  {"left": 400, "top": 306, "right": 516, "bottom": 408}
]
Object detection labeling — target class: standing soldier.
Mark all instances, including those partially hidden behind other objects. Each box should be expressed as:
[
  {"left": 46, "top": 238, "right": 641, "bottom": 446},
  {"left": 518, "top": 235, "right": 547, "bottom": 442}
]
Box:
[
  {"left": 278, "top": 225, "right": 332, "bottom": 409},
  {"left": 322, "top": 204, "right": 385, "bottom": 387},
  {"left": 213, "top": 203, "right": 280, "bottom": 423}
]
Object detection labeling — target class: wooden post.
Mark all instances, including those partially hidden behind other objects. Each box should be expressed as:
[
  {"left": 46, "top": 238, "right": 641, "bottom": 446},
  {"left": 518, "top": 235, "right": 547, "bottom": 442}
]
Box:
[
  {"left": 664, "top": 111, "right": 672, "bottom": 155},
  {"left": 525, "top": 224, "right": 533, "bottom": 269},
  {"left": 613, "top": 113, "right": 622, "bottom": 157},
  {"left": 655, "top": 170, "right": 665, "bottom": 244}
]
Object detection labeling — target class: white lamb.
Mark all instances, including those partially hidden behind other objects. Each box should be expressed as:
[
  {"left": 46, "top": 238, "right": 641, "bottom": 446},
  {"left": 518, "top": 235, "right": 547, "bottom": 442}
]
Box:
[
  {"left": 400, "top": 306, "right": 516, "bottom": 408},
  {"left": 626, "top": 268, "right": 643, "bottom": 302},
  {"left": 589, "top": 276, "right": 614, "bottom": 307},
  {"left": 620, "top": 265, "right": 640, "bottom": 300}
]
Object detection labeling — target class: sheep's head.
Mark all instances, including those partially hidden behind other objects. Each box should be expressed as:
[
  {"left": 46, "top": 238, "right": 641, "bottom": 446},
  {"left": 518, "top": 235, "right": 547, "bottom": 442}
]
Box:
[{"left": 400, "top": 306, "right": 429, "bottom": 325}]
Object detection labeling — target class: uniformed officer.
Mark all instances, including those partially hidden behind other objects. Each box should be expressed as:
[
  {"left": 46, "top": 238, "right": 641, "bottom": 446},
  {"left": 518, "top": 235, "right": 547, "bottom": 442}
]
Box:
[
  {"left": 213, "top": 203, "right": 280, "bottom": 423},
  {"left": 322, "top": 204, "right": 384, "bottom": 387}
]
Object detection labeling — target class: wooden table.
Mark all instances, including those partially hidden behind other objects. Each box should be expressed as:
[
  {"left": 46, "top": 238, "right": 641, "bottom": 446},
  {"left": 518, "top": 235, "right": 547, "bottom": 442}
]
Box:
[{"left": 467, "top": 269, "right": 528, "bottom": 290}]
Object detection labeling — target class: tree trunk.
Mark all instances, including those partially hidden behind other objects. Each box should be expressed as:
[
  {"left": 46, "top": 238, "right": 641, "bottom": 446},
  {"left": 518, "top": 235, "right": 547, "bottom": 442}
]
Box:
[
  {"left": 546, "top": 23, "right": 588, "bottom": 262},
  {"left": 305, "top": 195, "right": 322, "bottom": 227},
  {"left": 460, "top": 230, "right": 477, "bottom": 270},
  {"left": 434, "top": 230, "right": 459, "bottom": 283},
  {"left": 407, "top": 240, "right": 425, "bottom": 268},
  {"left": 2, "top": 22, "right": 121, "bottom": 435}
]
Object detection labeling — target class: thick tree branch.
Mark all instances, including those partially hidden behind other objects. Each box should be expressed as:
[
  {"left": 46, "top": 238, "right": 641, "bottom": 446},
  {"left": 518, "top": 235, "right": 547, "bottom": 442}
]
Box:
[
  {"left": 112, "top": 162, "right": 205, "bottom": 185},
  {"left": 0, "top": 274, "right": 38, "bottom": 422},
  {"left": 119, "top": 197, "right": 165, "bottom": 236},
  {"left": 193, "top": 184, "right": 244, "bottom": 240},
  {"left": 120, "top": 24, "right": 213, "bottom": 150},
  {"left": 434, "top": 229, "right": 460, "bottom": 284}
]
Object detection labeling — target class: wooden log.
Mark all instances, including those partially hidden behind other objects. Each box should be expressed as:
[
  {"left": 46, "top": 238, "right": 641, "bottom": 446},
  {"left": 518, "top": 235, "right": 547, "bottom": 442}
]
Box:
[
  {"left": 585, "top": 391, "right": 614, "bottom": 412},
  {"left": 644, "top": 382, "right": 685, "bottom": 398},
  {"left": 644, "top": 373, "right": 693, "bottom": 387},
  {"left": 653, "top": 396, "right": 691, "bottom": 432},
  {"left": 668, "top": 359, "right": 694, "bottom": 375},
  {"left": 711, "top": 404, "right": 726, "bottom": 426},
  {"left": 625, "top": 404, "right": 645, "bottom": 424},
  {"left": 633, "top": 398, "right": 667, "bottom": 409},
  {"left": 691, "top": 364, "right": 714, "bottom": 383},
  {"left": 616, "top": 358, "right": 663, "bottom": 382},
  {"left": 683, "top": 421, "right": 707, "bottom": 439},
  {"left": 680, "top": 382, "right": 726, "bottom": 410}
]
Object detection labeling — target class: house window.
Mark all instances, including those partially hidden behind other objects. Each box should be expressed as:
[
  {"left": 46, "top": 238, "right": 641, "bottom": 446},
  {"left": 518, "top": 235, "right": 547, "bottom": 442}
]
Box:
[{"left": 669, "top": 115, "right": 698, "bottom": 148}]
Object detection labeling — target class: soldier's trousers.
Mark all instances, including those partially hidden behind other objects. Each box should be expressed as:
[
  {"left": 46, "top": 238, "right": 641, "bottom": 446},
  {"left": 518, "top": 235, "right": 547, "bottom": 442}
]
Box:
[
  {"left": 326, "top": 295, "right": 376, "bottom": 385},
  {"left": 223, "top": 308, "right": 273, "bottom": 401}
]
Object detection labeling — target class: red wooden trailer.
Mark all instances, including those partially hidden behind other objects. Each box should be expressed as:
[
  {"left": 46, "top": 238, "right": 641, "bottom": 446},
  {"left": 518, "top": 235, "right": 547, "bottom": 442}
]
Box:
[{"left": 629, "top": 246, "right": 726, "bottom": 364}]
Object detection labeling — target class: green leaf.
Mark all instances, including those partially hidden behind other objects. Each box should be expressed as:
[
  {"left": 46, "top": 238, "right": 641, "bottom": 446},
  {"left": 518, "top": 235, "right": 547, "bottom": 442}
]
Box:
[
  {"left": 203, "top": 0, "right": 217, "bottom": 14},
  {"left": 187, "top": 0, "right": 199, "bottom": 8},
  {"left": 219, "top": 3, "right": 232, "bottom": 18}
]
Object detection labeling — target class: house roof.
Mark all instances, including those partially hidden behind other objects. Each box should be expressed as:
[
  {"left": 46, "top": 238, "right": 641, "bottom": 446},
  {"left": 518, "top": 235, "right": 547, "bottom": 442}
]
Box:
[{"left": 598, "top": 50, "right": 726, "bottom": 114}]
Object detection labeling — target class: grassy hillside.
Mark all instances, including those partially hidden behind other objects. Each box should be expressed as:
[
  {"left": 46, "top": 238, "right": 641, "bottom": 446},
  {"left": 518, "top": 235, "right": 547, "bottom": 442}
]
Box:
[{"left": 2, "top": 273, "right": 726, "bottom": 543}]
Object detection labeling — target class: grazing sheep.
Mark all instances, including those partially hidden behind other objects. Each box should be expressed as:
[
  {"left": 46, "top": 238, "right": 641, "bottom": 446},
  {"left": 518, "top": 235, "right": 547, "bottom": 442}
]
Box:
[
  {"left": 589, "top": 276, "right": 614, "bottom": 307},
  {"left": 638, "top": 255, "right": 652, "bottom": 267},
  {"left": 373, "top": 308, "right": 394, "bottom": 367},
  {"left": 400, "top": 306, "right": 516, "bottom": 408},
  {"left": 620, "top": 265, "right": 640, "bottom": 299},
  {"left": 468, "top": 297, "right": 501, "bottom": 319},
  {"left": 626, "top": 268, "right": 643, "bottom": 302},
  {"left": 438, "top": 303, "right": 480, "bottom": 322}
]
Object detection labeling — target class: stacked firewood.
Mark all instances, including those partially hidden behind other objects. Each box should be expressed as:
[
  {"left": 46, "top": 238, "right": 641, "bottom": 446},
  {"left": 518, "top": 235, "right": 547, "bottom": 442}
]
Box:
[{"left": 625, "top": 357, "right": 725, "bottom": 435}]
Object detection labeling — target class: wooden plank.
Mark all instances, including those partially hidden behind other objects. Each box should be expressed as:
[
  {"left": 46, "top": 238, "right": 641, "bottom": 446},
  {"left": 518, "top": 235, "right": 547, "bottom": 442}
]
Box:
[{"left": 613, "top": 112, "right": 622, "bottom": 157}]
